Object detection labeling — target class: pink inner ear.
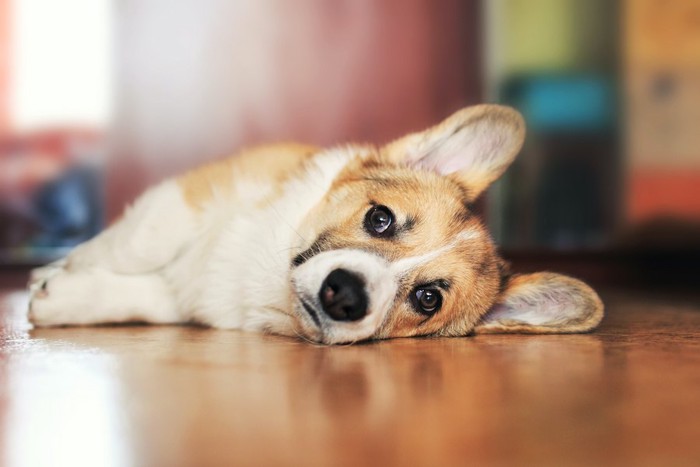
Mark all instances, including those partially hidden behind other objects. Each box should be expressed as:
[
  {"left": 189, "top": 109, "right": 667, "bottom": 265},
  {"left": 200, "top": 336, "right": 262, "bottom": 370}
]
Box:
[
  {"left": 483, "top": 285, "right": 584, "bottom": 327},
  {"left": 414, "top": 151, "right": 466, "bottom": 175},
  {"left": 409, "top": 126, "right": 504, "bottom": 177}
]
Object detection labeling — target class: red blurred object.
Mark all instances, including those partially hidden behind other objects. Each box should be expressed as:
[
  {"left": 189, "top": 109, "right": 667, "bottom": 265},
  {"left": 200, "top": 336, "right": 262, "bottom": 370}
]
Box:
[
  {"left": 628, "top": 170, "right": 700, "bottom": 223},
  {"left": 0, "top": 128, "right": 103, "bottom": 195}
]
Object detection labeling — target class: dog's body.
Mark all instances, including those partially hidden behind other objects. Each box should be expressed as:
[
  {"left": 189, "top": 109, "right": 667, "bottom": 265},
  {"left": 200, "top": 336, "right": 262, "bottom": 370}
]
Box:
[{"left": 28, "top": 105, "right": 603, "bottom": 344}]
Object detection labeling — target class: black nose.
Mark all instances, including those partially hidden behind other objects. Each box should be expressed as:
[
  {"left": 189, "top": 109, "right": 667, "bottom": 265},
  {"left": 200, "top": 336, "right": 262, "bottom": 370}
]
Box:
[{"left": 319, "top": 269, "right": 368, "bottom": 321}]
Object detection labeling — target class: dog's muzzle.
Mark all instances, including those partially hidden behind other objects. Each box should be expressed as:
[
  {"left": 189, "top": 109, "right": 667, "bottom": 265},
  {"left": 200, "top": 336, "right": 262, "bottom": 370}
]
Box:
[{"left": 291, "top": 248, "right": 397, "bottom": 343}]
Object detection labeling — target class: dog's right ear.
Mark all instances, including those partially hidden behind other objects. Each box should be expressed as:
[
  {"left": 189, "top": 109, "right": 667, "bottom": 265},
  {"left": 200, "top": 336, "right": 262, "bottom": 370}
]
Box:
[{"left": 382, "top": 105, "right": 525, "bottom": 200}]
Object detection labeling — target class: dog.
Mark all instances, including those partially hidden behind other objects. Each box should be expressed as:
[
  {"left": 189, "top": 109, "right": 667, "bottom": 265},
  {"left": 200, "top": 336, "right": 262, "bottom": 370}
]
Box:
[{"left": 27, "top": 105, "right": 603, "bottom": 344}]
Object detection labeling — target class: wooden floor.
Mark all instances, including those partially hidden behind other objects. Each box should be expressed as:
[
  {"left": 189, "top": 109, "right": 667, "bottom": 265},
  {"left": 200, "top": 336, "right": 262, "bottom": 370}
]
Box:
[{"left": 1, "top": 277, "right": 700, "bottom": 466}]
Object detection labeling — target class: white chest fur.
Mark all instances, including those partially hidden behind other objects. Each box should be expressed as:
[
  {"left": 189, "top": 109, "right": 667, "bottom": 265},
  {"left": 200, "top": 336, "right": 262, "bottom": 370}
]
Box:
[{"left": 164, "top": 147, "right": 356, "bottom": 334}]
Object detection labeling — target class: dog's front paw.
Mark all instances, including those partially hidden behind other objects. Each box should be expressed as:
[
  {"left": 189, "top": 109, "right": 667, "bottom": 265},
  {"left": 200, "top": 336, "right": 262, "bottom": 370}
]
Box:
[
  {"left": 28, "top": 264, "right": 89, "bottom": 327},
  {"left": 28, "top": 259, "right": 67, "bottom": 298}
]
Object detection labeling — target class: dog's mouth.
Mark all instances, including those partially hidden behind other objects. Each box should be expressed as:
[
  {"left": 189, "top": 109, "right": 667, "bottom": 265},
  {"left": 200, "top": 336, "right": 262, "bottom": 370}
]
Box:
[
  {"left": 299, "top": 296, "right": 321, "bottom": 327},
  {"left": 292, "top": 290, "right": 387, "bottom": 345},
  {"left": 291, "top": 285, "right": 325, "bottom": 340}
]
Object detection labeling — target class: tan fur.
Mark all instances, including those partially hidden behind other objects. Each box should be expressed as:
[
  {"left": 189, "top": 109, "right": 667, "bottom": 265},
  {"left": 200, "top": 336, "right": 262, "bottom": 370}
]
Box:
[{"left": 177, "top": 143, "right": 318, "bottom": 210}]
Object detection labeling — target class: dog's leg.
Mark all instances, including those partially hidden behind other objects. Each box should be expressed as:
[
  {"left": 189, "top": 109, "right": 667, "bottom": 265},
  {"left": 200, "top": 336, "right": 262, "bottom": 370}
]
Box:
[
  {"left": 29, "top": 267, "right": 181, "bottom": 326},
  {"left": 27, "top": 180, "right": 198, "bottom": 326},
  {"left": 65, "top": 180, "right": 199, "bottom": 274}
]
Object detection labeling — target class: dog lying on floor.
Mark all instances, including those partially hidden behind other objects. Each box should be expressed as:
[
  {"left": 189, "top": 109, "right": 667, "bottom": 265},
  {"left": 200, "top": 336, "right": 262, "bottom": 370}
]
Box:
[{"left": 28, "top": 105, "right": 603, "bottom": 344}]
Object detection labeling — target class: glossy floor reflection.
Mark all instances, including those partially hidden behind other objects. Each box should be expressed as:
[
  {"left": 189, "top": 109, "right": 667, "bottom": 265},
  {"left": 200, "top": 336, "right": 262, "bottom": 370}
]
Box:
[{"left": 1, "top": 286, "right": 700, "bottom": 466}]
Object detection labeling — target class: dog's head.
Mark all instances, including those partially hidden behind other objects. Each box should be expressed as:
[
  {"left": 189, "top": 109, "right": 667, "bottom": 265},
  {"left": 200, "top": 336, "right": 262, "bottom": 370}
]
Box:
[{"left": 289, "top": 105, "right": 603, "bottom": 344}]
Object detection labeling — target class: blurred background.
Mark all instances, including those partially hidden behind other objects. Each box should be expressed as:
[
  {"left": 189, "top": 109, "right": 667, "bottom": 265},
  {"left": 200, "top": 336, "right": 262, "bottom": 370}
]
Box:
[{"left": 0, "top": 0, "right": 698, "bottom": 286}]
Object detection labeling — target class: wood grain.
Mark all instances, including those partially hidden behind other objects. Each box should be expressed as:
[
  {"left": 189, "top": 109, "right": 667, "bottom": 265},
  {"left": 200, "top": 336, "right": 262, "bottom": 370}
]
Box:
[{"left": 1, "top": 283, "right": 700, "bottom": 466}]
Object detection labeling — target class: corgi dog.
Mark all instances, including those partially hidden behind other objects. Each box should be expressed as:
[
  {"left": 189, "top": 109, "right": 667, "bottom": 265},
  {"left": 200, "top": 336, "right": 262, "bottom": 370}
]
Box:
[{"left": 28, "top": 105, "right": 603, "bottom": 344}]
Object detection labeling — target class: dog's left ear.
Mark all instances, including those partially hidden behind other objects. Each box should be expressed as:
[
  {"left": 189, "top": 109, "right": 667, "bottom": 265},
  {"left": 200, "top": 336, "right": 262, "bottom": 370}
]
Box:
[
  {"left": 474, "top": 273, "right": 604, "bottom": 334},
  {"left": 382, "top": 104, "right": 525, "bottom": 200}
]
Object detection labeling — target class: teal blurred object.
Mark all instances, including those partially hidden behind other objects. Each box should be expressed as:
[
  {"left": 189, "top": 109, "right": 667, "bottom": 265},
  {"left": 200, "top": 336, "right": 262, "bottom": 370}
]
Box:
[
  {"left": 504, "top": 74, "right": 616, "bottom": 132},
  {"left": 0, "top": 165, "right": 104, "bottom": 265},
  {"left": 32, "top": 166, "right": 104, "bottom": 249},
  {"left": 491, "top": 73, "right": 620, "bottom": 250}
]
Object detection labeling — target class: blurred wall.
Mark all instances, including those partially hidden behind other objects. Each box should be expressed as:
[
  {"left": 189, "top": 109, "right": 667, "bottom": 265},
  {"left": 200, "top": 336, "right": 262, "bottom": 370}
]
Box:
[
  {"left": 111, "top": 0, "right": 481, "bottom": 218},
  {"left": 0, "top": 0, "right": 9, "bottom": 135}
]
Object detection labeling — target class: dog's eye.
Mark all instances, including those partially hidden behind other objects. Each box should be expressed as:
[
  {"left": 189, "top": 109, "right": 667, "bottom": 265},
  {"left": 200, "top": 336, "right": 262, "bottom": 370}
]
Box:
[
  {"left": 364, "top": 205, "right": 395, "bottom": 236},
  {"left": 412, "top": 288, "right": 442, "bottom": 315}
]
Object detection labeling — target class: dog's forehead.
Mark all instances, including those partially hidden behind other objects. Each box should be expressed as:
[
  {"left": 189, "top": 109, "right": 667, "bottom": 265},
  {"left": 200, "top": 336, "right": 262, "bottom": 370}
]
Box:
[
  {"left": 359, "top": 168, "right": 469, "bottom": 211},
  {"left": 342, "top": 168, "right": 472, "bottom": 228}
]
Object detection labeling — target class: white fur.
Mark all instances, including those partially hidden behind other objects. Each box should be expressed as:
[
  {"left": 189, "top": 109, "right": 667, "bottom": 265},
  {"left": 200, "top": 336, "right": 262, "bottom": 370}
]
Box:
[
  {"left": 179, "top": 147, "right": 360, "bottom": 337},
  {"left": 30, "top": 268, "right": 178, "bottom": 325},
  {"left": 68, "top": 180, "right": 198, "bottom": 274}
]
